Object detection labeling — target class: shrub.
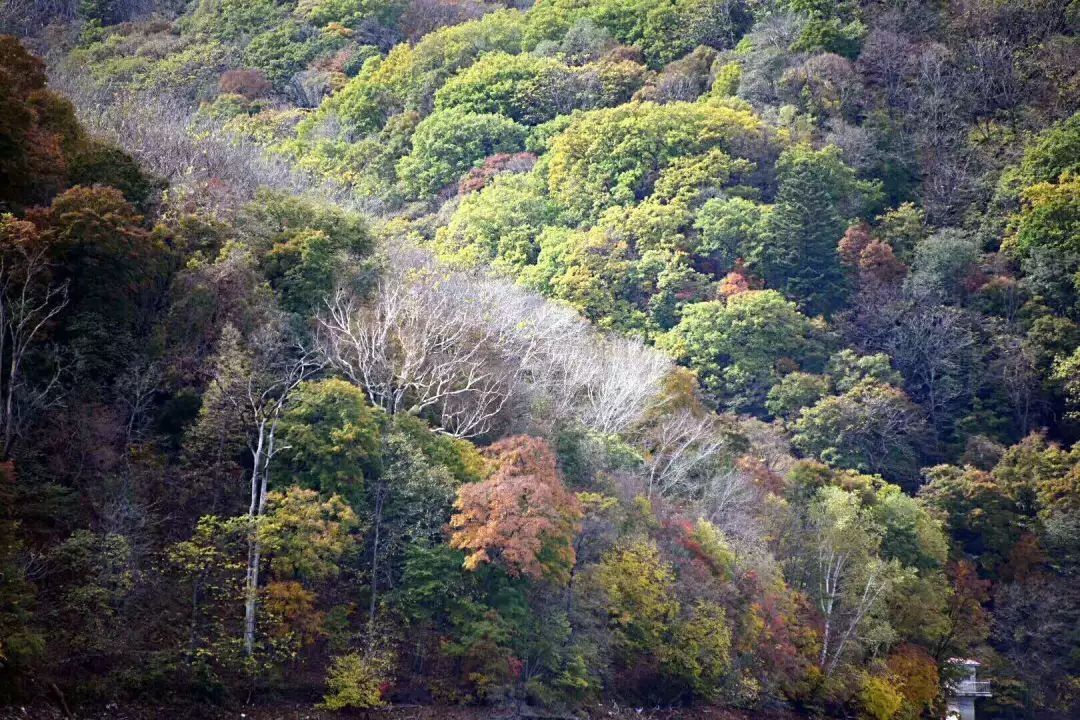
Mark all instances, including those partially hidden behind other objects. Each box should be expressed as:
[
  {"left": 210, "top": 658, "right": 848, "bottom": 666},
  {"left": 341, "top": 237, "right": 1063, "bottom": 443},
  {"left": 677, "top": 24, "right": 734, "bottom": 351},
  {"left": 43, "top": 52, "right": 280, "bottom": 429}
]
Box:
[
  {"left": 218, "top": 69, "right": 273, "bottom": 99},
  {"left": 319, "top": 651, "right": 395, "bottom": 710}
]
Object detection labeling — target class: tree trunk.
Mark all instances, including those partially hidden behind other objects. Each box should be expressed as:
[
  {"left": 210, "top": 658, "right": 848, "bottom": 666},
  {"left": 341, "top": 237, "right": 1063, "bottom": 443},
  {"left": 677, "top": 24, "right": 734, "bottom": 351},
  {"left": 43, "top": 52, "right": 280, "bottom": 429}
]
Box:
[
  {"left": 243, "top": 531, "right": 263, "bottom": 657},
  {"left": 3, "top": 354, "right": 17, "bottom": 459},
  {"left": 367, "top": 481, "right": 385, "bottom": 650},
  {"left": 243, "top": 422, "right": 269, "bottom": 657}
]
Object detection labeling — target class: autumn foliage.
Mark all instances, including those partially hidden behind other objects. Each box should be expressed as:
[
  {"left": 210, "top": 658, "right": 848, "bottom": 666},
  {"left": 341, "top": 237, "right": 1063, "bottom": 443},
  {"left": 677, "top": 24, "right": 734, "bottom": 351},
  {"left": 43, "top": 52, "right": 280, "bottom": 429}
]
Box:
[
  {"left": 449, "top": 435, "right": 581, "bottom": 583},
  {"left": 218, "top": 69, "right": 273, "bottom": 100}
]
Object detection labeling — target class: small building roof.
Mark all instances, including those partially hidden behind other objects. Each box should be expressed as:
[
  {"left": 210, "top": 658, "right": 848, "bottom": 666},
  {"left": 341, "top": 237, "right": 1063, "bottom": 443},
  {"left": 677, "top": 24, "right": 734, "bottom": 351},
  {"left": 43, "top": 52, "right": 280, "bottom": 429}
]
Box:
[{"left": 947, "top": 657, "right": 982, "bottom": 666}]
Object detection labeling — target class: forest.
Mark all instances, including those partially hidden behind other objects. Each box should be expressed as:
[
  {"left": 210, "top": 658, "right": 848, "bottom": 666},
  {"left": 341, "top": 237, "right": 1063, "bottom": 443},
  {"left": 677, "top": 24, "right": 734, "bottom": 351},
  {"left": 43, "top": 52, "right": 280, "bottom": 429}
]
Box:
[{"left": 0, "top": 0, "right": 1077, "bottom": 718}]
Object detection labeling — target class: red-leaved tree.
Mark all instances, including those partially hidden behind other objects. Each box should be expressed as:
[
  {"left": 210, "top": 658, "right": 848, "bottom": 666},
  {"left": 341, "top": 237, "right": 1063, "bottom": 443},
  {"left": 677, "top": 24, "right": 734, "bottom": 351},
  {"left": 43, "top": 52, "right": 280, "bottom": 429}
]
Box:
[{"left": 449, "top": 435, "right": 581, "bottom": 583}]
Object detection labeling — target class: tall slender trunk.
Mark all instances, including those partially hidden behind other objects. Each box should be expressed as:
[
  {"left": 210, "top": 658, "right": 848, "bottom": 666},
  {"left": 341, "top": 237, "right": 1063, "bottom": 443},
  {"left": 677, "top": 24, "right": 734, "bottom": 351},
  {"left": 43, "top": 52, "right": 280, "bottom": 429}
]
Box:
[
  {"left": 820, "top": 614, "right": 831, "bottom": 668},
  {"left": 0, "top": 301, "right": 7, "bottom": 459},
  {"left": 367, "top": 481, "right": 385, "bottom": 650},
  {"left": 243, "top": 531, "right": 262, "bottom": 657},
  {"left": 3, "top": 352, "right": 17, "bottom": 459},
  {"left": 243, "top": 421, "right": 270, "bottom": 657}
]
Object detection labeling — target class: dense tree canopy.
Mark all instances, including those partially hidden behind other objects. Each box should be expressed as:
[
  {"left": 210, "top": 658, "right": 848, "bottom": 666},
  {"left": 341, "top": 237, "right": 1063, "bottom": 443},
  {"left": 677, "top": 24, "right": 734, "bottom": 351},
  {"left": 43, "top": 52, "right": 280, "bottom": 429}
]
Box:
[{"left": 0, "top": 0, "right": 1079, "bottom": 716}]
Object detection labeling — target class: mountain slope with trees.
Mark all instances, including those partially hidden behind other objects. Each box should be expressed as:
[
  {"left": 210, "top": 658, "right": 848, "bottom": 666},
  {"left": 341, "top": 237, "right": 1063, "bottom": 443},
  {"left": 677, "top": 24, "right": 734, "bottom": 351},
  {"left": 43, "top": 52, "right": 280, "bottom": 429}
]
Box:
[{"left": 0, "top": 1, "right": 1078, "bottom": 719}]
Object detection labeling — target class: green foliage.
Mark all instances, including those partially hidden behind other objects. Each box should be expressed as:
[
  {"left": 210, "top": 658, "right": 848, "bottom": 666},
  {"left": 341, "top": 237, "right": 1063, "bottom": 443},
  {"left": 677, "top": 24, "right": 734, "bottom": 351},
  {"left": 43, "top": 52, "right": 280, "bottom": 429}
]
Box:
[
  {"left": 870, "top": 485, "right": 947, "bottom": 571},
  {"left": 319, "top": 650, "right": 394, "bottom": 709},
  {"left": 766, "top": 371, "right": 829, "bottom": 420},
  {"left": 308, "top": 9, "right": 526, "bottom": 138},
  {"left": 296, "top": 0, "right": 405, "bottom": 29},
  {"left": 692, "top": 195, "right": 768, "bottom": 272},
  {"left": 756, "top": 144, "right": 881, "bottom": 315},
  {"left": 906, "top": 229, "right": 980, "bottom": 301},
  {"left": 660, "top": 290, "right": 819, "bottom": 409},
  {"left": 1014, "top": 112, "right": 1080, "bottom": 186},
  {"left": 712, "top": 60, "right": 742, "bottom": 97},
  {"left": 525, "top": 0, "right": 751, "bottom": 67},
  {"left": 434, "top": 52, "right": 578, "bottom": 125},
  {"left": 261, "top": 487, "right": 358, "bottom": 582},
  {"left": 792, "top": 18, "right": 865, "bottom": 59},
  {"left": 243, "top": 22, "right": 341, "bottom": 90},
  {"left": 45, "top": 530, "right": 135, "bottom": 659},
  {"left": 919, "top": 465, "right": 1024, "bottom": 575},
  {"left": 875, "top": 203, "right": 925, "bottom": 263},
  {"left": 6, "top": 5, "right": 1080, "bottom": 715},
  {"left": 242, "top": 189, "right": 372, "bottom": 314},
  {"left": 279, "top": 379, "right": 382, "bottom": 502},
  {"left": 793, "top": 380, "right": 927, "bottom": 484},
  {"left": 826, "top": 350, "right": 902, "bottom": 394},
  {"left": 1053, "top": 347, "right": 1080, "bottom": 421},
  {"left": 1011, "top": 175, "right": 1080, "bottom": 314},
  {"left": 596, "top": 539, "right": 678, "bottom": 656},
  {"left": 66, "top": 139, "right": 162, "bottom": 210},
  {"left": 667, "top": 600, "right": 733, "bottom": 702},
  {"left": 393, "top": 414, "right": 487, "bottom": 487},
  {"left": 545, "top": 99, "right": 766, "bottom": 222},
  {"left": 436, "top": 172, "right": 554, "bottom": 270},
  {"left": 189, "top": 0, "right": 288, "bottom": 41},
  {"left": 397, "top": 108, "right": 526, "bottom": 198},
  {"left": 858, "top": 673, "right": 903, "bottom": 720},
  {"left": 0, "top": 463, "right": 42, "bottom": 672}
]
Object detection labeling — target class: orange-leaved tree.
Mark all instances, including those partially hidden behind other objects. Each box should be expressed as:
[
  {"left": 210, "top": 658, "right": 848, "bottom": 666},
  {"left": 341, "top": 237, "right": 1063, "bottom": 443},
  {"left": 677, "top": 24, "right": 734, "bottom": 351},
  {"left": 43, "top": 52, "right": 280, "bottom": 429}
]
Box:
[{"left": 449, "top": 435, "right": 581, "bottom": 583}]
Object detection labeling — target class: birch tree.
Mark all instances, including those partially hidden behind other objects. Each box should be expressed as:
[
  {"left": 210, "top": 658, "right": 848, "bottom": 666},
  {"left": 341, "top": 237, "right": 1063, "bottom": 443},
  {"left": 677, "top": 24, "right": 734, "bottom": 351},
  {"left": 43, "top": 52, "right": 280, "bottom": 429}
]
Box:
[
  {"left": 0, "top": 216, "right": 69, "bottom": 459},
  {"left": 805, "top": 486, "right": 902, "bottom": 678},
  {"left": 639, "top": 408, "right": 738, "bottom": 500},
  {"left": 206, "top": 323, "right": 322, "bottom": 656}
]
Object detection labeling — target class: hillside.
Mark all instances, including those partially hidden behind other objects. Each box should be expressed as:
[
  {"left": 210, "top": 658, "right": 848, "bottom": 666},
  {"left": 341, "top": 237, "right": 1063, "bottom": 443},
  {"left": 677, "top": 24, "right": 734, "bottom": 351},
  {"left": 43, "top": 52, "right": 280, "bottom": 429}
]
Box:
[{"left": 0, "top": 1, "right": 1078, "bottom": 719}]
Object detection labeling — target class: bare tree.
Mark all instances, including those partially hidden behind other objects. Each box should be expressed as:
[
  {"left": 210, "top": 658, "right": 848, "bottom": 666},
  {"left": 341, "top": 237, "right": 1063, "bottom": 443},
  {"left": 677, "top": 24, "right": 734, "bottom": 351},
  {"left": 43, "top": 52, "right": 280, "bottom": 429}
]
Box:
[
  {"left": 700, "top": 466, "right": 761, "bottom": 538},
  {"left": 964, "top": 38, "right": 1020, "bottom": 117},
  {"left": 318, "top": 273, "right": 516, "bottom": 438},
  {"left": 48, "top": 73, "right": 374, "bottom": 216},
  {"left": 857, "top": 29, "right": 915, "bottom": 110},
  {"left": 885, "top": 304, "right": 980, "bottom": 449},
  {"left": 319, "top": 249, "right": 671, "bottom": 439},
  {"left": 114, "top": 359, "right": 162, "bottom": 449},
  {"left": 639, "top": 409, "right": 735, "bottom": 499},
  {"left": 0, "top": 222, "right": 69, "bottom": 459},
  {"left": 991, "top": 333, "right": 1043, "bottom": 436},
  {"left": 0, "top": 0, "right": 77, "bottom": 36}
]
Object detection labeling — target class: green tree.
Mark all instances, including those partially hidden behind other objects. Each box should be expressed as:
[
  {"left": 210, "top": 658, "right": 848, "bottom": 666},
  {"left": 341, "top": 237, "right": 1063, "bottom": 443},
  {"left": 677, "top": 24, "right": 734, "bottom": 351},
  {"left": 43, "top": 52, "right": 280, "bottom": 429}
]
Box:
[
  {"left": 596, "top": 539, "right": 678, "bottom": 658},
  {"left": 691, "top": 196, "right": 769, "bottom": 275},
  {"left": 242, "top": 190, "right": 372, "bottom": 315},
  {"left": 435, "top": 172, "right": 554, "bottom": 271},
  {"left": 434, "top": 51, "right": 579, "bottom": 125},
  {"left": 260, "top": 486, "right": 358, "bottom": 582},
  {"left": 243, "top": 22, "right": 337, "bottom": 91},
  {"left": 766, "top": 371, "right": 830, "bottom": 421},
  {"left": 545, "top": 99, "right": 766, "bottom": 222},
  {"left": 919, "top": 465, "right": 1024, "bottom": 575},
  {"left": 397, "top": 108, "right": 526, "bottom": 198},
  {"left": 0, "top": 462, "right": 42, "bottom": 674},
  {"left": 757, "top": 145, "right": 881, "bottom": 315},
  {"left": 278, "top": 379, "right": 382, "bottom": 503},
  {"left": 660, "top": 290, "right": 819, "bottom": 410},
  {"left": 319, "top": 650, "right": 395, "bottom": 709},
  {"left": 296, "top": 0, "right": 405, "bottom": 28},
  {"left": 801, "top": 486, "right": 903, "bottom": 678},
  {"left": 793, "top": 380, "right": 928, "bottom": 485}
]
